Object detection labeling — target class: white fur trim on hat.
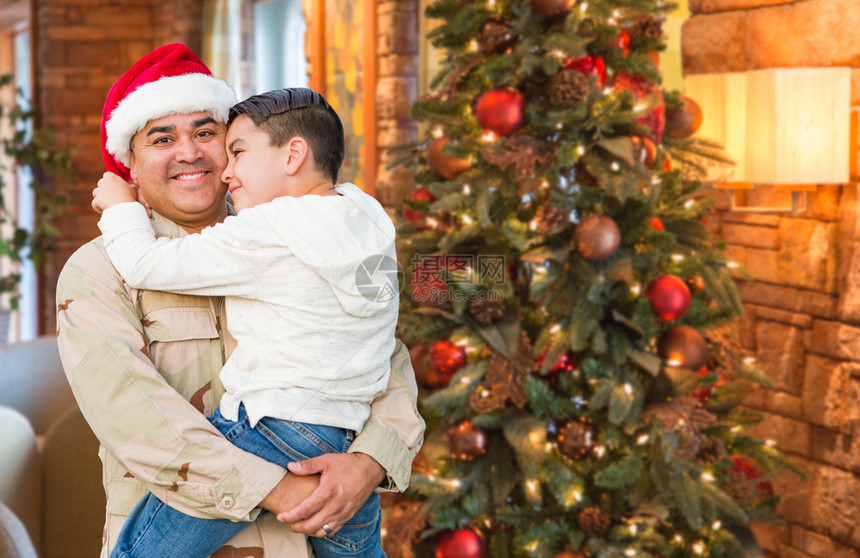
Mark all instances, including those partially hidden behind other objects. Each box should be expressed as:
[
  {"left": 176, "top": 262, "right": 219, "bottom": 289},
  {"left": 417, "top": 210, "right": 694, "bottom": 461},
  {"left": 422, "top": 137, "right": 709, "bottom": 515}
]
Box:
[{"left": 105, "top": 73, "right": 237, "bottom": 167}]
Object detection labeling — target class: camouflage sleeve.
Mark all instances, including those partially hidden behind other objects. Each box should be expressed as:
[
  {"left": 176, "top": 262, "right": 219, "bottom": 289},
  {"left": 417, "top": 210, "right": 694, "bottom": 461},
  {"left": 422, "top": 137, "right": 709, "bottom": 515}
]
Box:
[
  {"left": 56, "top": 239, "right": 286, "bottom": 521},
  {"left": 347, "top": 339, "right": 424, "bottom": 492}
]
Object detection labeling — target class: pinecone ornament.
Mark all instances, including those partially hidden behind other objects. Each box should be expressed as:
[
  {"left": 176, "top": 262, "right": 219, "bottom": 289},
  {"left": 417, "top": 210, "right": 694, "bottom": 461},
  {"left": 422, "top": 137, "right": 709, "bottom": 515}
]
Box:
[
  {"left": 578, "top": 506, "right": 611, "bottom": 539},
  {"left": 697, "top": 437, "right": 726, "bottom": 466},
  {"left": 629, "top": 16, "right": 663, "bottom": 39},
  {"left": 468, "top": 298, "right": 505, "bottom": 325},
  {"left": 534, "top": 204, "right": 570, "bottom": 236},
  {"left": 551, "top": 69, "right": 589, "bottom": 107}
]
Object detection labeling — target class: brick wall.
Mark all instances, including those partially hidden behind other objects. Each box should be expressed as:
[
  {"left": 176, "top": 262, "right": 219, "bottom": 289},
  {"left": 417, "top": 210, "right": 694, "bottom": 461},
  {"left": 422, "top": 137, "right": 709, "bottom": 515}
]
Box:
[
  {"left": 375, "top": 0, "right": 418, "bottom": 208},
  {"left": 34, "top": 0, "right": 201, "bottom": 334},
  {"left": 684, "top": 1, "right": 860, "bottom": 556}
]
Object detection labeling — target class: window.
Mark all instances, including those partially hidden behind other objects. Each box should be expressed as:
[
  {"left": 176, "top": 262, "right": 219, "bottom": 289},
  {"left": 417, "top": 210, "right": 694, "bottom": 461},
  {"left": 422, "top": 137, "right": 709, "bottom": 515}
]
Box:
[{"left": 0, "top": 2, "right": 33, "bottom": 343}]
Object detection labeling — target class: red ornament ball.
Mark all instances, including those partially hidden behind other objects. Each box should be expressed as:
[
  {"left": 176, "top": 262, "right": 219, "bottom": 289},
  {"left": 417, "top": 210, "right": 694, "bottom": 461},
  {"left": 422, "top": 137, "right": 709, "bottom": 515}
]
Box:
[
  {"left": 564, "top": 55, "right": 606, "bottom": 86},
  {"left": 528, "top": 0, "right": 575, "bottom": 17},
  {"left": 474, "top": 87, "right": 526, "bottom": 136},
  {"left": 613, "top": 29, "right": 631, "bottom": 57},
  {"left": 427, "top": 137, "right": 471, "bottom": 180},
  {"left": 402, "top": 187, "right": 437, "bottom": 222},
  {"left": 613, "top": 72, "right": 666, "bottom": 144},
  {"left": 447, "top": 420, "right": 490, "bottom": 461},
  {"left": 649, "top": 216, "right": 665, "bottom": 231},
  {"left": 435, "top": 525, "right": 485, "bottom": 558},
  {"left": 573, "top": 215, "right": 622, "bottom": 261},
  {"left": 429, "top": 339, "right": 467, "bottom": 375},
  {"left": 551, "top": 350, "right": 576, "bottom": 375},
  {"left": 645, "top": 275, "right": 691, "bottom": 321},
  {"left": 657, "top": 326, "right": 709, "bottom": 370},
  {"left": 410, "top": 344, "right": 452, "bottom": 389}
]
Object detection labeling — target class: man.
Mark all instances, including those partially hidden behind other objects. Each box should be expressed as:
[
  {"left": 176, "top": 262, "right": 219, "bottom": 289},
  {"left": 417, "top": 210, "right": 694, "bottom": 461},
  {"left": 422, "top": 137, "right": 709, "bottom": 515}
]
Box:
[{"left": 56, "top": 44, "right": 423, "bottom": 557}]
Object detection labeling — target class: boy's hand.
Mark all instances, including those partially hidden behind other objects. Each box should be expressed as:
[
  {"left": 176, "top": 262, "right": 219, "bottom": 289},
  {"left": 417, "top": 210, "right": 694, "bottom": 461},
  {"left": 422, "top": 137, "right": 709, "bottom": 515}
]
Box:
[{"left": 91, "top": 172, "right": 137, "bottom": 214}]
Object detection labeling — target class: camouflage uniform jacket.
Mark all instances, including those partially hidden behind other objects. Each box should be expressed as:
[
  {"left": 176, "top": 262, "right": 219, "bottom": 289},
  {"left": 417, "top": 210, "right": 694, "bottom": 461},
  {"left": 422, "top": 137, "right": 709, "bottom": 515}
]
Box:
[{"left": 56, "top": 211, "right": 425, "bottom": 558}]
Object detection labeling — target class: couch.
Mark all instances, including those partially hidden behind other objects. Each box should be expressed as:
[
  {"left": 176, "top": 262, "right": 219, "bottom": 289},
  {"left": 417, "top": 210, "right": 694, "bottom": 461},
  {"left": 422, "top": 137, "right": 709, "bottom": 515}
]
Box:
[{"left": 0, "top": 337, "right": 104, "bottom": 558}]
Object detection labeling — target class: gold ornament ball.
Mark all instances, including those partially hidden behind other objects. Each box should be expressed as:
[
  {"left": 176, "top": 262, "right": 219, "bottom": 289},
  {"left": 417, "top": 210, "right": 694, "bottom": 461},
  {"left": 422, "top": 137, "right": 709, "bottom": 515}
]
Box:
[
  {"left": 657, "top": 325, "right": 709, "bottom": 370},
  {"left": 686, "top": 275, "right": 706, "bottom": 293},
  {"left": 631, "top": 135, "right": 657, "bottom": 167},
  {"left": 573, "top": 215, "right": 621, "bottom": 261},
  {"left": 447, "top": 420, "right": 490, "bottom": 461},
  {"left": 666, "top": 95, "right": 703, "bottom": 139},
  {"left": 427, "top": 137, "right": 471, "bottom": 180},
  {"left": 477, "top": 17, "right": 517, "bottom": 55},
  {"left": 528, "top": 0, "right": 575, "bottom": 17},
  {"left": 556, "top": 418, "right": 595, "bottom": 460}
]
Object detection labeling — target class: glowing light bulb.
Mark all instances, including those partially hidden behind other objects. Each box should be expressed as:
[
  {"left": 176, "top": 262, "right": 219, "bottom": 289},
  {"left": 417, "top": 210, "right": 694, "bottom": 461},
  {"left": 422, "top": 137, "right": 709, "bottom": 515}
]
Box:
[
  {"left": 712, "top": 520, "right": 722, "bottom": 530},
  {"left": 684, "top": 199, "right": 695, "bottom": 209},
  {"left": 463, "top": 184, "right": 471, "bottom": 195},
  {"left": 550, "top": 324, "right": 561, "bottom": 334},
  {"left": 432, "top": 126, "right": 444, "bottom": 138},
  {"left": 462, "top": 214, "right": 474, "bottom": 225},
  {"left": 611, "top": 161, "right": 621, "bottom": 172},
  {"left": 637, "top": 434, "right": 650, "bottom": 445},
  {"left": 624, "top": 383, "right": 633, "bottom": 394},
  {"left": 672, "top": 254, "right": 685, "bottom": 262}
]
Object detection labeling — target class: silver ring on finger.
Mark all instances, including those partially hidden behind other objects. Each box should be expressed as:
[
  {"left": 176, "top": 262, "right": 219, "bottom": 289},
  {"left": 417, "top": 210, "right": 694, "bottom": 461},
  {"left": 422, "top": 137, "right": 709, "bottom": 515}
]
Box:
[{"left": 322, "top": 523, "right": 333, "bottom": 535}]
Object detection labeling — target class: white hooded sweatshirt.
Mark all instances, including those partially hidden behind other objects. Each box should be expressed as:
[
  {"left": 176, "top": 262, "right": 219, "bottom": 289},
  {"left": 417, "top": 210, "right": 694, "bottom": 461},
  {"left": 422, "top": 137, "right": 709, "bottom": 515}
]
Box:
[{"left": 98, "top": 183, "right": 398, "bottom": 431}]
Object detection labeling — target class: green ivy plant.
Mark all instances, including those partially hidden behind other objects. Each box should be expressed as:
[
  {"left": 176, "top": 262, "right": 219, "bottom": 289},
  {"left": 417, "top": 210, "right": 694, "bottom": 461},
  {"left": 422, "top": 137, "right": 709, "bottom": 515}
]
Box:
[{"left": 0, "top": 73, "right": 73, "bottom": 308}]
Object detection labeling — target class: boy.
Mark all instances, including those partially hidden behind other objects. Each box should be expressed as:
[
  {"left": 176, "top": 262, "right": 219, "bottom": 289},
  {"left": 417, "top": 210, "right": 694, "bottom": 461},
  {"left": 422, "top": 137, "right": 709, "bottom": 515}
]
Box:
[{"left": 92, "top": 88, "right": 396, "bottom": 558}]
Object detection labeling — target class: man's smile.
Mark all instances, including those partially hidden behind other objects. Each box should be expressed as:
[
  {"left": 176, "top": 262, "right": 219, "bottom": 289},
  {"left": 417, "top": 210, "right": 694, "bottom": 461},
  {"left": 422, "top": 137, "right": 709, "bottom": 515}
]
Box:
[{"left": 173, "top": 171, "right": 209, "bottom": 182}]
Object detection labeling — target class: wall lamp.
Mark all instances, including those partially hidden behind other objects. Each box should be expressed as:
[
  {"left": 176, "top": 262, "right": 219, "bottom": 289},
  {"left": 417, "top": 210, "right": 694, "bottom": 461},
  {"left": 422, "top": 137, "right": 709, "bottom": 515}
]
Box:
[{"left": 685, "top": 67, "right": 851, "bottom": 217}]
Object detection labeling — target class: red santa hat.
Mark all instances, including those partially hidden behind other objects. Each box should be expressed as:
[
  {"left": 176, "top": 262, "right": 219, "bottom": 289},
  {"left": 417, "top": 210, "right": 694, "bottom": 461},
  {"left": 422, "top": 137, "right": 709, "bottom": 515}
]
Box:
[{"left": 101, "top": 43, "right": 237, "bottom": 180}]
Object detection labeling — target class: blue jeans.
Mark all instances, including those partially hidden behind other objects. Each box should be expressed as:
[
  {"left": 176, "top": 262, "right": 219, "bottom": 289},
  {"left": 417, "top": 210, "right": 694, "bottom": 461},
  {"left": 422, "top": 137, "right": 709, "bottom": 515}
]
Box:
[{"left": 110, "top": 406, "right": 384, "bottom": 558}]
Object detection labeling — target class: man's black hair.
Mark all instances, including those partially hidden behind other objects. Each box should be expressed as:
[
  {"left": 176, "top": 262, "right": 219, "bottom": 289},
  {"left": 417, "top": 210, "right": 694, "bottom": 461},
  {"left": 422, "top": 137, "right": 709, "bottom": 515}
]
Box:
[{"left": 228, "top": 88, "right": 345, "bottom": 183}]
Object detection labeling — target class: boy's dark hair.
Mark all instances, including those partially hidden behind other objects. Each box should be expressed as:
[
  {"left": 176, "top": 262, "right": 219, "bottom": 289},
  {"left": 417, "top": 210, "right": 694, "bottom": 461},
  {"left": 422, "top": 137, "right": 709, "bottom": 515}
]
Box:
[{"left": 228, "top": 88, "right": 345, "bottom": 183}]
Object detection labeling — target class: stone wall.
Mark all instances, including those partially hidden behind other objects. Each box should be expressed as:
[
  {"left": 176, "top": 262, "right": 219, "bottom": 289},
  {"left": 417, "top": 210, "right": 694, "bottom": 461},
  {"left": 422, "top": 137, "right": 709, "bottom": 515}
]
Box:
[
  {"left": 34, "top": 0, "right": 201, "bottom": 334},
  {"left": 684, "top": 1, "right": 860, "bottom": 556}
]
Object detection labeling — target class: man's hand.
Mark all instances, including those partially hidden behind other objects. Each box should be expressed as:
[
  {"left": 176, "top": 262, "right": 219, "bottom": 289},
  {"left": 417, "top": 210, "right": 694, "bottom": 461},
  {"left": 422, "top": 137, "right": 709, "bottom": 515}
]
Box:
[
  {"left": 91, "top": 172, "right": 138, "bottom": 214},
  {"left": 276, "top": 452, "right": 385, "bottom": 538}
]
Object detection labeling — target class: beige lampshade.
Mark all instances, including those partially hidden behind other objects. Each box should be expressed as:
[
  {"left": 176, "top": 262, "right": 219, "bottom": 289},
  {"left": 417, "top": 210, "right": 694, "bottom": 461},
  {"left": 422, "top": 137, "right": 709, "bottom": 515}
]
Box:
[
  {"left": 685, "top": 72, "right": 749, "bottom": 185},
  {"left": 744, "top": 67, "right": 851, "bottom": 186}
]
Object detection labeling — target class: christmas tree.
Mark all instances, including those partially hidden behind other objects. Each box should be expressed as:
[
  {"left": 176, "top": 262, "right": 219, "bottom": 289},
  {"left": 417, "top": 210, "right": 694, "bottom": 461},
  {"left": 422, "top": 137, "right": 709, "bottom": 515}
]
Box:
[{"left": 384, "top": 1, "right": 801, "bottom": 557}]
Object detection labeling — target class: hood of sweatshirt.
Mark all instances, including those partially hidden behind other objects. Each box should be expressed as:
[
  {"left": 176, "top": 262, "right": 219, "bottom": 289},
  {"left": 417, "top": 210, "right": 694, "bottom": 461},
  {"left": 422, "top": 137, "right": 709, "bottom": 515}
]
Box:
[{"left": 266, "top": 182, "right": 398, "bottom": 318}]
